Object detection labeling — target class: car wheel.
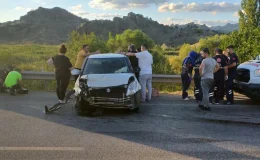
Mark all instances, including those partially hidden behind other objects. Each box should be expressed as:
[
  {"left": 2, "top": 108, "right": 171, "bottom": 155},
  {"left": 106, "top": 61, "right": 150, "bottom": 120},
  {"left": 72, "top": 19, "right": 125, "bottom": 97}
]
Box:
[{"left": 75, "top": 97, "right": 95, "bottom": 116}]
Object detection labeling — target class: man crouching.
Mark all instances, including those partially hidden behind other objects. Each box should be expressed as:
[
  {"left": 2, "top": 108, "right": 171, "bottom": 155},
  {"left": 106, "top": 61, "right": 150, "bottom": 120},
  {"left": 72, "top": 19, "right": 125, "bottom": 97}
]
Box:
[{"left": 4, "top": 68, "right": 26, "bottom": 95}]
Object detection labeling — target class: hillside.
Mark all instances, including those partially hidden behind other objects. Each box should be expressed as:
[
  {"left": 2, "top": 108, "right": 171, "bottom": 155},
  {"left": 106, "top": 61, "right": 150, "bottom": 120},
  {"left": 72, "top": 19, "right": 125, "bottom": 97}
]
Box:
[
  {"left": 211, "top": 23, "right": 239, "bottom": 33},
  {"left": 78, "top": 13, "right": 219, "bottom": 46},
  {"left": 0, "top": 7, "right": 219, "bottom": 46},
  {"left": 0, "top": 7, "right": 87, "bottom": 44}
]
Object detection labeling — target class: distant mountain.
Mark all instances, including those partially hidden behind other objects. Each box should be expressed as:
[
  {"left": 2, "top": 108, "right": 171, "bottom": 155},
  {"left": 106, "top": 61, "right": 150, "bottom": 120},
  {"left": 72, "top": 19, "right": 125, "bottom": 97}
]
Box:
[
  {"left": 210, "top": 23, "right": 239, "bottom": 33},
  {"left": 77, "top": 13, "right": 219, "bottom": 46},
  {"left": 0, "top": 7, "right": 219, "bottom": 46},
  {"left": 0, "top": 7, "right": 87, "bottom": 44}
]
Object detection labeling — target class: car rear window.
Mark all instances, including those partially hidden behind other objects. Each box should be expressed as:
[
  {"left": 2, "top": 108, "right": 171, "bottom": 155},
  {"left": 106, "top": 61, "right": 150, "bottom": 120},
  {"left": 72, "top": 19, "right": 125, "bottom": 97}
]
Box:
[{"left": 82, "top": 57, "right": 131, "bottom": 74}]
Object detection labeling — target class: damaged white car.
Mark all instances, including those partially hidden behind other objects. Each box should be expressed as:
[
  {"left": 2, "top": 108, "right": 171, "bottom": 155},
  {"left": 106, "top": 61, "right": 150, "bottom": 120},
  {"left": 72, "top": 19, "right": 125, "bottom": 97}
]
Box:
[{"left": 74, "top": 53, "right": 141, "bottom": 115}]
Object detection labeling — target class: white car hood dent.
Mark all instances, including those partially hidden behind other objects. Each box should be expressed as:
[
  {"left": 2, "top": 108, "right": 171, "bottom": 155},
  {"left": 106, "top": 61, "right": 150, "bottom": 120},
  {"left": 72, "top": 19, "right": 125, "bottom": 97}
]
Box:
[{"left": 86, "top": 73, "right": 134, "bottom": 88}]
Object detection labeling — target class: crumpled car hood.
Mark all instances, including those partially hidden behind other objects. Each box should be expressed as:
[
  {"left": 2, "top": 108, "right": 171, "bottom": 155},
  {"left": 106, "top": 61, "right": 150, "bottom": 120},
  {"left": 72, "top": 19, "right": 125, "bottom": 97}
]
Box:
[{"left": 86, "top": 73, "right": 135, "bottom": 88}]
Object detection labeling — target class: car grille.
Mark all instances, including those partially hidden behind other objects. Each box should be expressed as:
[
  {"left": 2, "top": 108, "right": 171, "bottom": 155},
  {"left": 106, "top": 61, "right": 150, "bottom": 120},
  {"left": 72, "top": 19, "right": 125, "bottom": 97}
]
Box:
[
  {"left": 235, "top": 68, "right": 250, "bottom": 83},
  {"left": 88, "top": 85, "right": 130, "bottom": 105},
  {"left": 89, "top": 97, "right": 131, "bottom": 105},
  {"left": 89, "top": 85, "right": 127, "bottom": 98}
]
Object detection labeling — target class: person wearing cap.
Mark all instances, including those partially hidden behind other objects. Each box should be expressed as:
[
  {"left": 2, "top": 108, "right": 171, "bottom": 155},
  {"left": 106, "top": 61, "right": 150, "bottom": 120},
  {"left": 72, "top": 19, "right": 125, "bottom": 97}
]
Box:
[
  {"left": 74, "top": 44, "right": 100, "bottom": 81},
  {"left": 127, "top": 44, "right": 140, "bottom": 81},
  {"left": 199, "top": 48, "right": 220, "bottom": 111},
  {"left": 225, "top": 45, "right": 239, "bottom": 105},
  {"left": 193, "top": 52, "right": 203, "bottom": 103},
  {"left": 181, "top": 51, "right": 197, "bottom": 100},
  {"left": 211, "top": 48, "right": 228, "bottom": 104}
]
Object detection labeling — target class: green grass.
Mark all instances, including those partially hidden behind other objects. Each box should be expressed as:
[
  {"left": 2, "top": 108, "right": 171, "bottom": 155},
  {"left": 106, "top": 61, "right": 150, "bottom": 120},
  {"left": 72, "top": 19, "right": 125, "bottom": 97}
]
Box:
[{"left": 0, "top": 44, "right": 59, "bottom": 71}]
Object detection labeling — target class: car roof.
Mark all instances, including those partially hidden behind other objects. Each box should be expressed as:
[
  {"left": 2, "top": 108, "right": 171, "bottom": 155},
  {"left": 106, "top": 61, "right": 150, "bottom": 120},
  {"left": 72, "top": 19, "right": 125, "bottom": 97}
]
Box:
[{"left": 88, "top": 53, "right": 126, "bottom": 59}]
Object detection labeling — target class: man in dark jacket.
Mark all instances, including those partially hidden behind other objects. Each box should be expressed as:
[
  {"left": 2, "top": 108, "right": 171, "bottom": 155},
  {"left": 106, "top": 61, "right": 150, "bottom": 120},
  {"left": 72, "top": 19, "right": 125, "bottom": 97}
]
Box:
[
  {"left": 181, "top": 51, "right": 197, "bottom": 100},
  {"left": 225, "top": 45, "right": 239, "bottom": 105},
  {"left": 128, "top": 44, "right": 140, "bottom": 81},
  {"left": 212, "top": 48, "right": 228, "bottom": 104}
]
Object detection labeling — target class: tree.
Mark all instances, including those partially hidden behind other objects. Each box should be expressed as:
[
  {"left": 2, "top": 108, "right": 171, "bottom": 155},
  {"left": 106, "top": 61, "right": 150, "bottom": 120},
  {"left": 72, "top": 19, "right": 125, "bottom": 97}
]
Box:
[
  {"left": 151, "top": 46, "right": 174, "bottom": 74},
  {"left": 239, "top": 0, "right": 260, "bottom": 30},
  {"left": 66, "top": 31, "right": 108, "bottom": 63},
  {"left": 106, "top": 29, "right": 155, "bottom": 52}
]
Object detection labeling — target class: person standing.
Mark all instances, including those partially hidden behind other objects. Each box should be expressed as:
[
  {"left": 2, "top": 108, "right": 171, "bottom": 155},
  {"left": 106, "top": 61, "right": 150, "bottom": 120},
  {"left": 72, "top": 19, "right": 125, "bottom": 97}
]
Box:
[
  {"left": 127, "top": 44, "right": 140, "bottom": 81},
  {"left": 225, "top": 45, "right": 239, "bottom": 105},
  {"left": 181, "top": 51, "right": 197, "bottom": 100},
  {"left": 74, "top": 45, "right": 100, "bottom": 81},
  {"left": 47, "top": 44, "right": 73, "bottom": 104},
  {"left": 123, "top": 44, "right": 153, "bottom": 102},
  {"left": 193, "top": 52, "right": 203, "bottom": 103},
  {"left": 199, "top": 48, "right": 220, "bottom": 110},
  {"left": 212, "top": 48, "right": 228, "bottom": 104}
]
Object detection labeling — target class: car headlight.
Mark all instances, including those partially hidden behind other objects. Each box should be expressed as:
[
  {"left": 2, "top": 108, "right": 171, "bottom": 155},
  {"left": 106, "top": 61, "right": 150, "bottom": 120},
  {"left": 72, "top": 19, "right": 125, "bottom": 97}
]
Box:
[
  {"left": 255, "top": 69, "right": 260, "bottom": 77},
  {"left": 126, "top": 81, "right": 138, "bottom": 96}
]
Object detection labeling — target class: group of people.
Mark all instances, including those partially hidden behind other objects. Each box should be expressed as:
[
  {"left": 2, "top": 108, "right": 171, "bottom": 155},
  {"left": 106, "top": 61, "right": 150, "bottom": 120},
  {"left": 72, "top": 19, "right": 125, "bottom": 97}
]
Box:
[
  {"left": 47, "top": 43, "right": 154, "bottom": 104},
  {"left": 181, "top": 45, "right": 239, "bottom": 110}
]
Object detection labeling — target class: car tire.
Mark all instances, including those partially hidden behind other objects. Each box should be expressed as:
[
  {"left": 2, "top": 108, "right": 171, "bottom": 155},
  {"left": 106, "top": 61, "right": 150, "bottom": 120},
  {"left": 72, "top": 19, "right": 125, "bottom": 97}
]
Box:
[{"left": 75, "top": 97, "right": 95, "bottom": 116}]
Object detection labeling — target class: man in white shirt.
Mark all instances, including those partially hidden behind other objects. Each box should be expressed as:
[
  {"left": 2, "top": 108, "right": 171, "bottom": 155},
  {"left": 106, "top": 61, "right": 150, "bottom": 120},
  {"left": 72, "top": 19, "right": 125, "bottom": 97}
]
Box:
[{"left": 123, "top": 44, "right": 153, "bottom": 102}]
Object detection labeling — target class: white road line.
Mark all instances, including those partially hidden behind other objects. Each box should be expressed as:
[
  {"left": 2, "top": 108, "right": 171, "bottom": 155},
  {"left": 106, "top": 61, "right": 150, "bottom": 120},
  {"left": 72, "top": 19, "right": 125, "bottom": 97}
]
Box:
[{"left": 0, "top": 147, "right": 84, "bottom": 151}]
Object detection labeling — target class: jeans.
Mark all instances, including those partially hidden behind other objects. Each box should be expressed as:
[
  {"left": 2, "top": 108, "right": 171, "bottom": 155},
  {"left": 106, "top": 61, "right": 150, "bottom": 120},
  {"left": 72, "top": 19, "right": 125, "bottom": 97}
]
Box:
[
  {"left": 201, "top": 79, "right": 214, "bottom": 107},
  {"left": 139, "top": 74, "right": 152, "bottom": 102},
  {"left": 56, "top": 75, "right": 70, "bottom": 101}
]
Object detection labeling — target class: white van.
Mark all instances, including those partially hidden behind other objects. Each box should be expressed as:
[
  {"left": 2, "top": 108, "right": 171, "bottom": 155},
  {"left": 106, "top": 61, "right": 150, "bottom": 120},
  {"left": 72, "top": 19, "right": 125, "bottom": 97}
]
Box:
[{"left": 233, "top": 55, "right": 260, "bottom": 101}]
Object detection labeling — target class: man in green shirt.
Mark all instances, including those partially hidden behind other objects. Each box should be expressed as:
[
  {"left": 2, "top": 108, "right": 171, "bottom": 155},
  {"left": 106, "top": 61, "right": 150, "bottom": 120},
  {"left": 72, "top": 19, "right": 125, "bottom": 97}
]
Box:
[{"left": 4, "top": 69, "right": 24, "bottom": 95}]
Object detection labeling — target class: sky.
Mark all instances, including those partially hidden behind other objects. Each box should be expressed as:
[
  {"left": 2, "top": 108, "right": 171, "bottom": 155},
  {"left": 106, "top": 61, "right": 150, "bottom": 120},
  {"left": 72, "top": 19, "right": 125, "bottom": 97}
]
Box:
[{"left": 0, "top": 0, "right": 242, "bottom": 26}]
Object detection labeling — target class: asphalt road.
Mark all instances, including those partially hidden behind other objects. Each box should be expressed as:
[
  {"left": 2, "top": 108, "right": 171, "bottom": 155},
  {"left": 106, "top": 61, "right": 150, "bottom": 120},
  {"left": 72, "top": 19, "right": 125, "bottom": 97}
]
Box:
[{"left": 0, "top": 92, "right": 260, "bottom": 160}]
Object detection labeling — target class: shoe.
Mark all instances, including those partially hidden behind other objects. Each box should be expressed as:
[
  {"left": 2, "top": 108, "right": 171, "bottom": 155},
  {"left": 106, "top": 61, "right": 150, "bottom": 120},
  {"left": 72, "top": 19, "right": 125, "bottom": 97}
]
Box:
[
  {"left": 183, "top": 97, "right": 190, "bottom": 100},
  {"left": 10, "top": 89, "right": 17, "bottom": 96},
  {"left": 226, "top": 102, "right": 233, "bottom": 105},
  {"left": 198, "top": 104, "right": 204, "bottom": 109},
  {"left": 59, "top": 100, "right": 66, "bottom": 104}
]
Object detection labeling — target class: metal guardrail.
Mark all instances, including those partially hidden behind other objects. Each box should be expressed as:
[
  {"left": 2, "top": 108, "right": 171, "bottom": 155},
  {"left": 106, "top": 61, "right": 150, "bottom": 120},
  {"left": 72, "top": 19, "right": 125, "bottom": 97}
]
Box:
[{"left": 22, "top": 71, "right": 182, "bottom": 83}]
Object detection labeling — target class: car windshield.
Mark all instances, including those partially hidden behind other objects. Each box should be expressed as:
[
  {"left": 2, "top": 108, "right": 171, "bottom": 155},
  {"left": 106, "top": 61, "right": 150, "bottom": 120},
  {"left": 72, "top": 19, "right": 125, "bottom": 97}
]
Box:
[{"left": 82, "top": 57, "right": 131, "bottom": 74}]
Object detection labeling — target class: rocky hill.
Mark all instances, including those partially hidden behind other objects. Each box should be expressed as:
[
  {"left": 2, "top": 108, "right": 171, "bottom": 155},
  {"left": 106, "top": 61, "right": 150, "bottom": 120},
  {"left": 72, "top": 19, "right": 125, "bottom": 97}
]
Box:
[
  {"left": 0, "top": 7, "right": 87, "bottom": 44},
  {"left": 211, "top": 23, "right": 239, "bottom": 33},
  {"left": 0, "top": 7, "right": 219, "bottom": 46},
  {"left": 78, "top": 13, "right": 219, "bottom": 46}
]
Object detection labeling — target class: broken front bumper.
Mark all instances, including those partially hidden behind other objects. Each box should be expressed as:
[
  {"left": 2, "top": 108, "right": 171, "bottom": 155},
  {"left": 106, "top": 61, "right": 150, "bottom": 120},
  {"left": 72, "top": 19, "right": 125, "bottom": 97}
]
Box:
[{"left": 86, "top": 96, "right": 133, "bottom": 108}]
